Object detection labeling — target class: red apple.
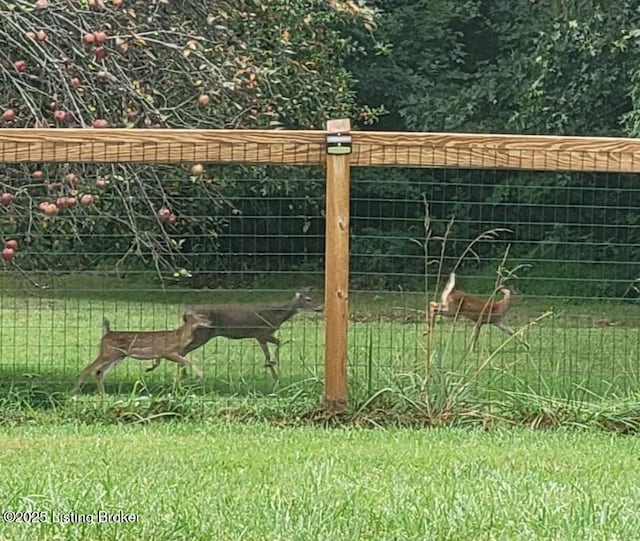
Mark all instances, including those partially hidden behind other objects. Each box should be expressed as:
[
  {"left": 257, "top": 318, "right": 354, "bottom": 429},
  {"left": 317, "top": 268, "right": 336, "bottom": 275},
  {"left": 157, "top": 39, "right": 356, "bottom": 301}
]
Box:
[
  {"left": 191, "top": 164, "right": 204, "bottom": 176},
  {"left": 35, "top": 0, "right": 48, "bottom": 9},
  {"left": 94, "top": 46, "right": 107, "bottom": 60},
  {"left": 88, "top": 0, "right": 103, "bottom": 8},
  {"left": 167, "top": 213, "right": 177, "bottom": 225},
  {"left": 157, "top": 206, "right": 171, "bottom": 221},
  {"left": 13, "top": 60, "right": 27, "bottom": 72},
  {"left": 32, "top": 170, "right": 44, "bottom": 180},
  {"left": 2, "top": 247, "right": 15, "bottom": 262},
  {"left": 5, "top": 239, "right": 18, "bottom": 251},
  {"left": 70, "top": 77, "right": 81, "bottom": 89},
  {"left": 0, "top": 193, "right": 14, "bottom": 206},
  {"left": 94, "top": 31, "right": 107, "bottom": 45},
  {"left": 95, "top": 177, "right": 107, "bottom": 189},
  {"left": 83, "top": 33, "right": 96, "bottom": 45},
  {"left": 80, "top": 194, "right": 94, "bottom": 206},
  {"left": 53, "top": 110, "right": 67, "bottom": 123},
  {"left": 36, "top": 30, "right": 47, "bottom": 41},
  {"left": 38, "top": 201, "right": 48, "bottom": 212},
  {"left": 92, "top": 118, "right": 109, "bottom": 128},
  {"left": 66, "top": 196, "right": 78, "bottom": 208},
  {"left": 2, "top": 109, "right": 16, "bottom": 122},
  {"left": 27, "top": 31, "right": 37, "bottom": 40},
  {"left": 197, "top": 94, "right": 210, "bottom": 106},
  {"left": 112, "top": 0, "right": 123, "bottom": 7},
  {"left": 43, "top": 203, "right": 59, "bottom": 217}
]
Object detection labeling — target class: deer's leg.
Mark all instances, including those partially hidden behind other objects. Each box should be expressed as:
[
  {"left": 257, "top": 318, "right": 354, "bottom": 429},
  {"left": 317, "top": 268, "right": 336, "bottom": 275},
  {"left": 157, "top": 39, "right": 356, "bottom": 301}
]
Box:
[
  {"left": 73, "top": 352, "right": 119, "bottom": 394},
  {"left": 494, "top": 321, "right": 530, "bottom": 350},
  {"left": 146, "top": 357, "right": 187, "bottom": 378},
  {"left": 258, "top": 339, "right": 279, "bottom": 380},
  {"left": 145, "top": 358, "right": 162, "bottom": 373},
  {"left": 94, "top": 364, "right": 108, "bottom": 396},
  {"left": 162, "top": 352, "right": 203, "bottom": 379},
  {"left": 73, "top": 362, "right": 99, "bottom": 394},
  {"left": 94, "top": 354, "right": 127, "bottom": 395}
]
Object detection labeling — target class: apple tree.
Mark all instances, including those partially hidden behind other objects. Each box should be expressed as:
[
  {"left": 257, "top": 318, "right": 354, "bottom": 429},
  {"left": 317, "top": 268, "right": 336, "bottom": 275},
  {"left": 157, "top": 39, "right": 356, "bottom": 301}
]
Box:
[{"left": 0, "top": 0, "right": 380, "bottom": 278}]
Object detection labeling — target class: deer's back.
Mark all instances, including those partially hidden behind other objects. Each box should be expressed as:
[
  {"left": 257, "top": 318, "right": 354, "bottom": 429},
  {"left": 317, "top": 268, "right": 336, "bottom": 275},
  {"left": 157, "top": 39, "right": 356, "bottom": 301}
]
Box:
[
  {"left": 182, "top": 305, "right": 291, "bottom": 353},
  {"left": 102, "top": 330, "right": 179, "bottom": 359},
  {"left": 449, "top": 293, "right": 508, "bottom": 324}
]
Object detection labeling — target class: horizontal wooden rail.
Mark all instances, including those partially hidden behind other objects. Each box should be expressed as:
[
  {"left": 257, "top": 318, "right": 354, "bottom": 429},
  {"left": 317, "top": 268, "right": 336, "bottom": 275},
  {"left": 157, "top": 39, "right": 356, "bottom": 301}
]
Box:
[
  {"left": 352, "top": 131, "right": 640, "bottom": 172},
  {"left": 1, "top": 128, "right": 640, "bottom": 172},
  {"left": 0, "top": 128, "right": 326, "bottom": 165}
]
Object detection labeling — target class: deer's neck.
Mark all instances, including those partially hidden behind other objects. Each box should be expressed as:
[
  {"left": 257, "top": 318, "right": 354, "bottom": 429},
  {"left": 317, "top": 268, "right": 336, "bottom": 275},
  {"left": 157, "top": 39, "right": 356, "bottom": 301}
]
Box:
[{"left": 262, "top": 302, "right": 299, "bottom": 327}]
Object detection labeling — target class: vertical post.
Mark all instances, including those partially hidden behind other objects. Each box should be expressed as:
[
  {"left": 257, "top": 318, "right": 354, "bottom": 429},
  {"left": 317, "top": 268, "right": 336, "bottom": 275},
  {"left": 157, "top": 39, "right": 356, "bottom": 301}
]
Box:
[{"left": 324, "top": 119, "right": 352, "bottom": 410}]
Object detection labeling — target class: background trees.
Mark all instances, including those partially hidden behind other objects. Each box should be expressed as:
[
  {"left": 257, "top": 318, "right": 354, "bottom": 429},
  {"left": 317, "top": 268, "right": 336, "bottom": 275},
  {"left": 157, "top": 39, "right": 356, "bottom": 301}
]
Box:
[{"left": 1, "top": 0, "right": 638, "bottom": 295}]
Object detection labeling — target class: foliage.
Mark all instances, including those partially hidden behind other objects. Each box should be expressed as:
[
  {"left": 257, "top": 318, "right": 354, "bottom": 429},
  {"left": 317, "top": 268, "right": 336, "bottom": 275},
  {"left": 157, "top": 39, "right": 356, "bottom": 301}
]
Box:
[
  {"left": 343, "top": 1, "right": 640, "bottom": 295},
  {"left": 0, "top": 0, "right": 380, "bottom": 274},
  {"left": 511, "top": 0, "right": 640, "bottom": 136},
  {"left": 355, "top": 0, "right": 640, "bottom": 135}
]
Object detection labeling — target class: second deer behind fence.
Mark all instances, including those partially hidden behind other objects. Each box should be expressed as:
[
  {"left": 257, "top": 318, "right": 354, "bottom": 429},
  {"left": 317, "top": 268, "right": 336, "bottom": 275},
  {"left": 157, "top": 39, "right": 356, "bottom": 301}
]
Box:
[{"left": 147, "top": 288, "right": 323, "bottom": 379}]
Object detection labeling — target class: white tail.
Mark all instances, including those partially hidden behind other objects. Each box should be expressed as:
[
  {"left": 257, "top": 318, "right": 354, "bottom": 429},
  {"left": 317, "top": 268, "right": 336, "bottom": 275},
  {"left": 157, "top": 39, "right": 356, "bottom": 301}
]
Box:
[
  {"left": 148, "top": 289, "right": 323, "bottom": 380},
  {"left": 428, "top": 272, "right": 527, "bottom": 348},
  {"left": 73, "top": 310, "right": 212, "bottom": 395}
]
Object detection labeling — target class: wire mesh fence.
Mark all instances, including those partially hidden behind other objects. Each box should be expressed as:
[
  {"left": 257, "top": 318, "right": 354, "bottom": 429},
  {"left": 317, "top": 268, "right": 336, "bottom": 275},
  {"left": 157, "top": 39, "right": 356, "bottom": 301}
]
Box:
[
  {"left": 0, "top": 128, "right": 639, "bottom": 405},
  {"left": 349, "top": 167, "right": 640, "bottom": 400},
  {"left": 0, "top": 164, "right": 327, "bottom": 396}
]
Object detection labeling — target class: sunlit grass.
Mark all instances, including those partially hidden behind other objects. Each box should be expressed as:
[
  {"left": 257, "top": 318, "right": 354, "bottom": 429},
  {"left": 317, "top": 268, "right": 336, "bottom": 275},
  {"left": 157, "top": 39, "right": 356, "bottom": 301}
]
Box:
[{"left": 1, "top": 423, "right": 639, "bottom": 540}]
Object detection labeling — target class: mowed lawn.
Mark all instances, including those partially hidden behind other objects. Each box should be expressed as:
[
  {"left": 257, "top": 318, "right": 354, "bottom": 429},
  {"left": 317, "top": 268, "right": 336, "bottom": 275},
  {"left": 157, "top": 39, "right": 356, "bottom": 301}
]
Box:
[{"left": 1, "top": 423, "right": 639, "bottom": 540}]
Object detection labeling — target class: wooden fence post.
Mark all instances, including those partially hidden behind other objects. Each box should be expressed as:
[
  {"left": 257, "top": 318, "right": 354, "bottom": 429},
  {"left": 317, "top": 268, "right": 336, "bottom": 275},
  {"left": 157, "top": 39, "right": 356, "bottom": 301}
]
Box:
[{"left": 323, "top": 118, "right": 352, "bottom": 410}]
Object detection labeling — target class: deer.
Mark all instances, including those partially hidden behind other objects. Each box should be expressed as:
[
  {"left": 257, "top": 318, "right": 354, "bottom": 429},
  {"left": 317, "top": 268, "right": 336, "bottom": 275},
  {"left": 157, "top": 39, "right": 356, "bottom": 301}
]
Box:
[
  {"left": 72, "top": 308, "right": 213, "bottom": 395},
  {"left": 145, "top": 288, "right": 323, "bottom": 380},
  {"left": 427, "top": 272, "right": 528, "bottom": 349}
]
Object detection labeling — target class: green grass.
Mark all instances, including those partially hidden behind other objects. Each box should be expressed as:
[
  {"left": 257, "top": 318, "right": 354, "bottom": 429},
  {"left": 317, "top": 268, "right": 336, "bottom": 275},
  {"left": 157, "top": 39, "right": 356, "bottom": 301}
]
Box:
[
  {"left": 1, "top": 283, "right": 639, "bottom": 399},
  {"left": 1, "top": 422, "right": 639, "bottom": 540},
  {"left": 1, "top": 272, "right": 640, "bottom": 430},
  {"left": 2, "top": 274, "right": 639, "bottom": 539}
]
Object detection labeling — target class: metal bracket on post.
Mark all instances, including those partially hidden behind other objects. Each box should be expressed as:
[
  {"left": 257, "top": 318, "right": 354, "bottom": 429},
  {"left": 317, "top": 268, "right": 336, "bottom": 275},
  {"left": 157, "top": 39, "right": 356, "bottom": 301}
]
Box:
[{"left": 326, "top": 132, "right": 352, "bottom": 155}]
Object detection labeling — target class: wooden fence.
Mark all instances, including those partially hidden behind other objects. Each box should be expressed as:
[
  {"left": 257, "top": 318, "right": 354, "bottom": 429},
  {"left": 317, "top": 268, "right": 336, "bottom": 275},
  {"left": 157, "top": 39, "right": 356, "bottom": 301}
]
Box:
[{"left": 2, "top": 120, "right": 640, "bottom": 409}]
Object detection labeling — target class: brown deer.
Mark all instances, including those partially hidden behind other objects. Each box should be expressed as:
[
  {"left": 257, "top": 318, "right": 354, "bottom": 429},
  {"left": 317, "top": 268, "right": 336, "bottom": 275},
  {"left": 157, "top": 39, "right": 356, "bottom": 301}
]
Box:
[
  {"left": 146, "top": 289, "right": 323, "bottom": 379},
  {"left": 72, "top": 309, "right": 212, "bottom": 395},
  {"left": 427, "top": 272, "right": 528, "bottom": 349}
]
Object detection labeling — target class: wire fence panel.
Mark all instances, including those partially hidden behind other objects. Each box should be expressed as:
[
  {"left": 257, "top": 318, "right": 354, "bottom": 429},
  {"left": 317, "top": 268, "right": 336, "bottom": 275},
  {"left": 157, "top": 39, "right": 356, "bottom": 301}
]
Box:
[
  {"left": 0, "top": 154, "right": 327, "bottom": 397},
  {"left": 1, "top": 129, "right": 639, "bottom": 407},
  {"left": 349, "top": 167, "right": 640, "bottom": 400}
]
